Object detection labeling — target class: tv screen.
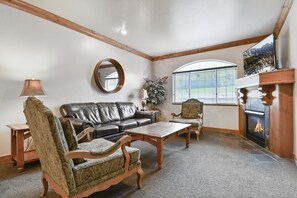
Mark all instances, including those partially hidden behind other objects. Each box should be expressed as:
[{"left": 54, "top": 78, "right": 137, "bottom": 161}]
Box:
[{"left": 243, "top": 34, "right": 276, "bottom": 76}]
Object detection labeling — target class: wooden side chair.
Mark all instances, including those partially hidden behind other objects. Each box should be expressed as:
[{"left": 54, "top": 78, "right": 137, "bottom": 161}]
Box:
[
  {"left": 23, "top": 97, "right": 144, "bottom": 198},
  {"left": 170, "top": 98, "right": 203, "bottom": 140}
]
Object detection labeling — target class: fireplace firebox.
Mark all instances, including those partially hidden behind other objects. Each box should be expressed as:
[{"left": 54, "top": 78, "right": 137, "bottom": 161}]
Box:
[{"left": 245, "top": 110, "right": 265, "bottom": 147}]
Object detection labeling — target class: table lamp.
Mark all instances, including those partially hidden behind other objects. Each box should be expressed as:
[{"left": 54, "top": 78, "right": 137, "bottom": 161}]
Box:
[
  {"left": 19, "top": 79, "right": 46, "bottom": 152},
  {"left": 20, "top": 79, "right": 46, "bottom": 97}
]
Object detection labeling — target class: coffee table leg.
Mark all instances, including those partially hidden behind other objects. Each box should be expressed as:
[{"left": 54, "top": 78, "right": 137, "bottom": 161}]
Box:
[
  {"left": 186, "top": 128, "right": 190, "bottom": 148},
  {"left": 157, "top": 138, "right": 164, "bottom": 169}
]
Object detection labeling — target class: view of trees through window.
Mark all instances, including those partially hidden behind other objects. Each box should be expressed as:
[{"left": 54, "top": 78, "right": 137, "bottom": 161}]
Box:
[{"left": 173, "top": 60, "right": 237, "bottom": 104}]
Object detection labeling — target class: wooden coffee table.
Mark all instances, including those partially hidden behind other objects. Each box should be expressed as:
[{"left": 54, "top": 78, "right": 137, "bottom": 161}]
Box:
[{"left": 125, "top": 122, "right": 191, "bottom": 169}]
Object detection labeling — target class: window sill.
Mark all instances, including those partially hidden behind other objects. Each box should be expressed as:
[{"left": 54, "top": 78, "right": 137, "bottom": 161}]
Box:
[{"left": 172, "top": 102, "right": 238, "bottom": 107}]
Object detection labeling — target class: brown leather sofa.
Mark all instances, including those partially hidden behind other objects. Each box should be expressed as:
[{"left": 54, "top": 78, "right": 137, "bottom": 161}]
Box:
[{"left": 60, "top": 102, "right": 155, "bottom": 142}]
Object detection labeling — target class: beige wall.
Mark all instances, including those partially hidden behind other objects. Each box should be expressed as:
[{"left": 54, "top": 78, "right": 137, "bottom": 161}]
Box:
[
  {"left": 0, "top": 5, "right": 152, "bottom": 155},
  {"left": 276, "top": 1, "right": 297, "bottom": 155},
  {"left": 153, "top": 44, "right": 255, "bottom": 130}
]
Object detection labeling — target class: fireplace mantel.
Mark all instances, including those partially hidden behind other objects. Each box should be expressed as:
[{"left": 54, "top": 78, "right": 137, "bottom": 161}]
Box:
[
  {"left": 236, "top": 68, "right": 295, "bottom": 158},
  {"left": 236, "top": 68, "right": 295, "bottom": 105}
]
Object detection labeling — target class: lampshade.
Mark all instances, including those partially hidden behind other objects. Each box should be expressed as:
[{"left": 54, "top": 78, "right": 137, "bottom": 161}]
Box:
[
  {"left": 20, "top": 79, "right": 46, "bottom": 96},
  {"left": 140, "top": 89, "right": 148, "bottom": 99}
]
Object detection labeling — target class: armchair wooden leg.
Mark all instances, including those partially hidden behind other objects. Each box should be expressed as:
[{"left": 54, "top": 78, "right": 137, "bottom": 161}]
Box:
[
  {"left": 195, "top": 131, "right": 200, "bottom": 141},
  {"left": 137, "top": 167, "right": 144, "bottom": 189},
  {"left": 41, "top": 174, "right": 49, "bottom": 197}
]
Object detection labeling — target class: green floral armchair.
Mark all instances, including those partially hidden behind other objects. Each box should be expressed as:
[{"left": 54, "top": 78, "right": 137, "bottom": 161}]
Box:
[
  {"left": 170, "top": 98, "right": 203, "bottom": 140},
  {"left": 24, "top": 97, "right": 144, "bottom": 198}
]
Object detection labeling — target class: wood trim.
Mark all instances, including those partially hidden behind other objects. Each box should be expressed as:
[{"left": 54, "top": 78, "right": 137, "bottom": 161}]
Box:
[
  {"left": 41, "top": 167, "right": 143, "bottom": 198},
  {"left": 273, "top": 0, "right": 294, "bottom": 39},
  {"left": 259, "top": 68, "right": 295, "bottom": 86},
  {"left": 238, "top": 105, "right": 244, "bottom": 136},
  {"left": 173, "top": 102, "right": 238, "bottom": 107},
  {"left": 152, "top": 35, "right": 269, "bottom": 61},
  {"left": 0, "top": 154, "right": 12, "bottom": 164},
  {"left": 93, "top": 58, "right": 125, "bottom": 93},
  {"left": 0, "top": 0, "right": 153, "bottom": 61},
  {"left": 204, "top": 103, "right": 238, "bottom": 107},
  {"left": 202, "top": 127, "right": 240, "bottom": 135}
]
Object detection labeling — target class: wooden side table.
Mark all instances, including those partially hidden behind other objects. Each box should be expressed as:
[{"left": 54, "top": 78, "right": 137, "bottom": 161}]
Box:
[
  {"left": 146, "top": 110, "right": 161, "bottom": 122},
  {"left": 7, "top": 124, "right": 38, "bottom": 172}
]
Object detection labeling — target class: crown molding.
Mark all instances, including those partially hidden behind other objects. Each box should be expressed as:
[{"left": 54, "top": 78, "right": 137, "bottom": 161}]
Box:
[
  {"left": 152, "top": 35, "right": 270, "bottom": 61},
  {"left": 273, "top": 0, "right": 294, "bottom": 39}
]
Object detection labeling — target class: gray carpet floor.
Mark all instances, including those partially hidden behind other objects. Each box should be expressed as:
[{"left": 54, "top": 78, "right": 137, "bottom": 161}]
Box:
[{"left": 1, "top": 131, "right": 297, "bottom": 198}]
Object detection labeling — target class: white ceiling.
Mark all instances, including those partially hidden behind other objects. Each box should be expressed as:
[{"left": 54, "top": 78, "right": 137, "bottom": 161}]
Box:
[{"left": 25, "top": 0, "right": 284, "bottom": 57}]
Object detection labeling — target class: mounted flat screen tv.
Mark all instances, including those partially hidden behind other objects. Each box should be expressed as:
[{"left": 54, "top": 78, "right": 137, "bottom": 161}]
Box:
[{"left": 243, "top": 34, "right": 277, "bottom": 76}]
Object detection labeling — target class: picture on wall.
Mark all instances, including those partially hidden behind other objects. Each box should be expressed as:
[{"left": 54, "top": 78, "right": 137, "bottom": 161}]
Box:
[{"left": 243, "top": 34, "right": 276, "bottom": 76}]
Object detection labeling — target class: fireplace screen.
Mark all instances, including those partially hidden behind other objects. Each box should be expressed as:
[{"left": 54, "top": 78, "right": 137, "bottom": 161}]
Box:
[{"left": 245, "top": 110, "right": 265, "bottom": 147}]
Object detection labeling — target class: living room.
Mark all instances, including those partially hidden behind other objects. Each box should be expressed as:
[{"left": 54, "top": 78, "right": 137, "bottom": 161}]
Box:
[{"left": 1, "top": 0, "right": 297, "bottom": 197}]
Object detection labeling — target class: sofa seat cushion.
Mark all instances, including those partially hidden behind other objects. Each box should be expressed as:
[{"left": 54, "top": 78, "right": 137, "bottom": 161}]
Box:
[
  {"left": 94, "top": 124, "right": 119, "bottom": 138},
  {"left": 169, "top": 118, "right": 203, "bottom": 127},
  {"left": 73, "top": 138, "right": 140, "bottom": 187},
  {"left": 110, "top": 119, "right": 138, "bottom": 131},
  {"left": 134, "top": 118, "right": 151, "bottom": 126}
]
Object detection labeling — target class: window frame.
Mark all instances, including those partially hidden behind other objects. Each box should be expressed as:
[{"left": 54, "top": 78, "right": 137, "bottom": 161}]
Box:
[{"left": 172, "top": 63, "right": 237, "bottom": 105}]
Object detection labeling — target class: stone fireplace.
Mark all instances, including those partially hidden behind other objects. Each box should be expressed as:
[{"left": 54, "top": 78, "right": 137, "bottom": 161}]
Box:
[{"left": 236, "top": 68, "right": 294, "bottom": 158}]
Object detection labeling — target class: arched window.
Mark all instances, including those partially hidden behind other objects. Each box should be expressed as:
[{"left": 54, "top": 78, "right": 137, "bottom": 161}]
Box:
[{"left": 172, "top": 59, "right": 237, "bottom": 104}]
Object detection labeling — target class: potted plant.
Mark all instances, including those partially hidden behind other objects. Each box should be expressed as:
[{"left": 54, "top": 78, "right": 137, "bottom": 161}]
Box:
[{"left": 143, "top": 76, "right": 168, "bottom": 110}]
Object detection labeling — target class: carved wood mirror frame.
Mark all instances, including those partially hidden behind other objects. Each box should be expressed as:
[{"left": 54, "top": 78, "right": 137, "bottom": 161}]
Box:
[{"left": 93, "top": 58, "right": 125, "bottom": 93}]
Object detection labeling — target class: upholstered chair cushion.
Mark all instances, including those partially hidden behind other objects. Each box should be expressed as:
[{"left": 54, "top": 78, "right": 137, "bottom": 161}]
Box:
[
  {"left": 73, "top": 138, "right": 140, "bottom": 187},
  {"left": 59, "top": 117, "right": 86, "bottom": 165},
  {"left": 170, "top": 118, "right": 203, "bottom": 127},
  {"left": 181, "top": 103, "right": 200, "bottom": 119},
  {"left": 24, "top": 97, "right": 76, "bottom": 195}
]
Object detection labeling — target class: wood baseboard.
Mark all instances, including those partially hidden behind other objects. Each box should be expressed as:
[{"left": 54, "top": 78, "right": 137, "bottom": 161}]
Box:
[
  {"left": 0, "top": 154, "right": 12, "bottom": 164},
  {"left": 202, "top": 127, "right": 240, "bottom": 135}
]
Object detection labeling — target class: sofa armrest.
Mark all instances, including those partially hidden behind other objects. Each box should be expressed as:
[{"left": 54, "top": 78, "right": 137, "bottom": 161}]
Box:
[
  {"left": 135, "top": 111, "right": 156, "bottom": 123},
  {"left": 66, "top": 117, "right": 94, "bottom": 132}
]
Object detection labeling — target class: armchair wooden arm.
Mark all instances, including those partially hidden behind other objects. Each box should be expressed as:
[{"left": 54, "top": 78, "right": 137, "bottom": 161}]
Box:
[
  {"left": 171, "top": 112, "right": 181, "bottom": 119},
  {"left": 76, "top": 127, "right": 94, "bottom": 142},
  {"left": 66, "top": 135, "right": 132, "bottom": 171}
]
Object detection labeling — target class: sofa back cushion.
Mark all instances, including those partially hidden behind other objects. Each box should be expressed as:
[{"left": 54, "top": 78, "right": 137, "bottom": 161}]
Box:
[
  {"left": 96, "top": 103, "right": 120, "bottom": 123},
  {"left": 116, "top": 102, "right": 137, "bottom": 120},
  {"left": 60, "top": 103, "right": 102, "bottom": 124}
]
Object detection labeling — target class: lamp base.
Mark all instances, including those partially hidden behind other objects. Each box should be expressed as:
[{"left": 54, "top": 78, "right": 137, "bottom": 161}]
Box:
[{"left": 141, "top": 100, "right": 146, "bottom": 111}]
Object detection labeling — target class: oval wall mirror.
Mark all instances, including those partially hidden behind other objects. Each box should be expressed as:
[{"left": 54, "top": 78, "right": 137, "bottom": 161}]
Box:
[{"left": 93, "top": 58, "right": 125, "bottom": 93}]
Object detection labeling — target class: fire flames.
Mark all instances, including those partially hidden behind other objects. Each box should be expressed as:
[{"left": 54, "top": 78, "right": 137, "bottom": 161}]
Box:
[{"left": 254, "top": 118, "right": 264, "bottom": 133}]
